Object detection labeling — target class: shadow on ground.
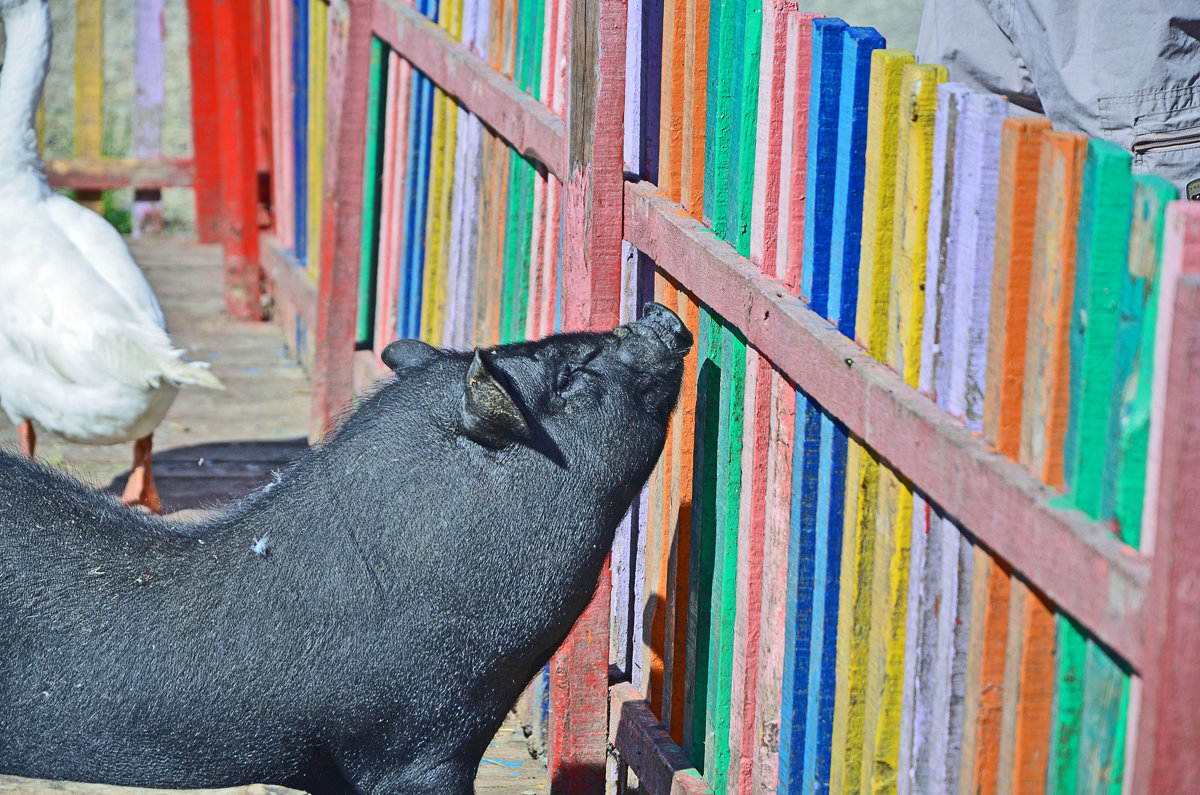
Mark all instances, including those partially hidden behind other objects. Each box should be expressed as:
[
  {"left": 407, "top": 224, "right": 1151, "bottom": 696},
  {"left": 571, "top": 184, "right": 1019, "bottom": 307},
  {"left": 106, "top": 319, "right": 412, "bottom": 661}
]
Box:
[{"left": 100, "top": 438, "right": 309, "bottom": 515}]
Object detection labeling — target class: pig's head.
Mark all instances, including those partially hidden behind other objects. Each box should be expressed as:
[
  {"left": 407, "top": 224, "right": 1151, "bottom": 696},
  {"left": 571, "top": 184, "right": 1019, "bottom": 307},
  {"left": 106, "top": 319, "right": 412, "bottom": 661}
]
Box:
[{"left": 377, "top": 302, "right": 692, "bottom": 523}]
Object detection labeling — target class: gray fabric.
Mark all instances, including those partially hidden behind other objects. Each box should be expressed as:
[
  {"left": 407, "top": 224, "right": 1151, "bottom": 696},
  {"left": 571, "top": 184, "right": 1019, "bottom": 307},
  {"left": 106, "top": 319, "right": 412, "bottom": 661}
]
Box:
[{"left": 917, "top": 0, "right": 1200, "bottom": 193}]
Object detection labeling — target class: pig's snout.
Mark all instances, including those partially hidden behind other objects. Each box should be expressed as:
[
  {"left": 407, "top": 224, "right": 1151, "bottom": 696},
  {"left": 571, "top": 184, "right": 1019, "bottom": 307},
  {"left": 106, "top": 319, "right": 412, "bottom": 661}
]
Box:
[{"left": 637, "top": 302, "right": 693, "bottom": 354}]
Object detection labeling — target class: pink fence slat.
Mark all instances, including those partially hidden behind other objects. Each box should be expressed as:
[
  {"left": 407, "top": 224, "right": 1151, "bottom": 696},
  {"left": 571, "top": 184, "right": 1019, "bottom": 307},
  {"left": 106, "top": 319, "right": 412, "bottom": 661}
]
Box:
[
  {"left": 548, "top": 0, "right": 627, "bottom": 787},
  {"left": 781, "top": 12, "right": 819, "bottom": 293},
  {"left": 374, "top": 51, "right": 405, "bottom": 356},
  {"left": 748, "top": 0, "right": 790, "bottom": 270},
  {"left": 750, "top": 368, "right": 797, "bottom": 792},
  {"left": 1133, "top": 201, "right": 1200, "bottom": 794}
]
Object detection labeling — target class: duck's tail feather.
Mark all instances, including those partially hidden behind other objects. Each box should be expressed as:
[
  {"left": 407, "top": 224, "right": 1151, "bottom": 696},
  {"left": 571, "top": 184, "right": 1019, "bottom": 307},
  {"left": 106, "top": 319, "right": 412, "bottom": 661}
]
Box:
[{"left": 160, "top": 355, "right": 224, "bottom": 390}]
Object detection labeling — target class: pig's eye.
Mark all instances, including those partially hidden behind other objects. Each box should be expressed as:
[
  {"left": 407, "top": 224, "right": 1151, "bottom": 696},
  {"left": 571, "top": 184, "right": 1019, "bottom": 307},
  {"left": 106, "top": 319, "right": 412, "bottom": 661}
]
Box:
[{"left": 554, "top": 368, "right": 577, "bottom": 393}]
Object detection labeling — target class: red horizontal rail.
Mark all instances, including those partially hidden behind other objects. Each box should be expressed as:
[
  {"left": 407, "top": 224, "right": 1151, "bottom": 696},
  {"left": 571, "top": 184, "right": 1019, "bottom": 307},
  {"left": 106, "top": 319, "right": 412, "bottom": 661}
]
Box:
[
  {"left": 44, "top": 156, "right": 195, "bottom": 191},
  {"left": 371, "top": 0, "right": 567, "bottom": 180},
  {"left": 623, "top": 178, "right": 1150, "bottom": 672},
  {"left": 609, "top": 681, "right": 714, "bottom": 794}
]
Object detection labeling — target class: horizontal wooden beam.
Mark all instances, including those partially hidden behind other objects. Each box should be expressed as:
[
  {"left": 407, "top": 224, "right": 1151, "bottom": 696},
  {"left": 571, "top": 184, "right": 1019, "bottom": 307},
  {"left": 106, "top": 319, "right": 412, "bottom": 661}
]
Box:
[
  {"left": 371, "top": 0, "right": 566, "bottom": 179},
  {"left": 44, "top": 157, "right": 194, "bottom": 191},
  {"left": 623, "top": 179, "right": 1150, "bottom": 672},
  {"left": 609, "top": 681, "right": 714, "bottom": 794}
]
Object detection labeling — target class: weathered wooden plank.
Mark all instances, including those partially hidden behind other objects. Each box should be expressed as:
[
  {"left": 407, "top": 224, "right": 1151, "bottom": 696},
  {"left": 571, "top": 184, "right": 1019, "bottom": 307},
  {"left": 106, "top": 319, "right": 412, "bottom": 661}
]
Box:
[
  {"left": 547, "top": 0, "right": 626, "bottom": 785},
  {"left": 1054, "top": 140, "right": 1135, "bottom": 794},
  {"left": 996, "top": 577, "right": 1028, "bottom": 794},
  {"left": 645, "top": 276, "right": 670, "bottom": 718},
  {"left": 375, "top": 52, "right": 410, "bottom": 352},
  {"left": 983, "top": 117, "right": 1051, "bottom": 456},
  {"left": 132, "top": 0, "right": 166, "bottom": 233},
  {"left": 310, "top": 0, "right": 373, "bottom": 437},
  {"left": 610, "top": 682, "right": 715, "bottom": 795},
  {"left": 290, "top": 0, "right": 309, "bottom": 258},
  {"left": 1020, "top": 132, "right": 1087, "bottom": 486},
  {"left": 1112, "top": 177, "right": 1177, "bottom": 548},
  {"left": 306, "top": 0, "right": 327, "bottom": 277},
  {"left": 778, "top": 19, "right": 844, "bottom": 794},
  {"left": 866, "top": 61, "right": 943, "bottom": 792},
  {"left": 270, "top": 0, "right": 295, "bottom": 250},
  {"left": 356, "top": 37, "right": 388, "bottom": 347},
  {"left": 669, "top": 290, "right": 701, "bottom": 745},
  {"left": 1132, "top": 204, "right": 1200, "bottom": 794},
  {"left": 748, "top": 0, "right": 789, "bottom": 269},
  {"left": 750, "top": 366, "right": 797, "bottom": 793},
  {"left": 623, "top": 180, "right": 1150, "bottom": 673},
  {"left": 706, "top": 327, "right": 746, "bottom": 794},
  {"left": 42, "top": 157, "right": 195, "bottom": 191},
  {"left": 679, "top": 0, "right": 710, "bottom": 217},
  {"left": 372, "top": 0, "right": 566, "bottom": 178},
  {"left": 73, "top": 0, "right": 105, "bottom": 214},
  {"left": 830, "top": 47, "right": 909, "bottom": 795},
  {"left": 727, "top": 345, "right": 769, "bottom": 790},
  {"left": 214, "top": 0, "right": 265, "bottom": 321},
  {"left": 657, "top": 0, "right": 684, "bottom": 201},
  {"left": 189, "top": 0, "right": 225, "bottom": 242}
]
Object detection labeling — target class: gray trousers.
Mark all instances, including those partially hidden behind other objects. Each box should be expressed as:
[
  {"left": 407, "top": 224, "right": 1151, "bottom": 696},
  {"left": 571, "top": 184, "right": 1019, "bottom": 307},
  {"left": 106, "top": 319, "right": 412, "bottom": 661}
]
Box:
[{"left": 917, "top": 0, "right": 1200, "bottom": 195}]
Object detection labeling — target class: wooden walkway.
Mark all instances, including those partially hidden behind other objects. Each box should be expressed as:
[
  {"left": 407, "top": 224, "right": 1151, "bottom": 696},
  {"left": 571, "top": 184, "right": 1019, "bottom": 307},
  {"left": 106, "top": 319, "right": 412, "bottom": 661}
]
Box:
[{"left": 0, "top": 237, "right": 546, "bottom": 794}]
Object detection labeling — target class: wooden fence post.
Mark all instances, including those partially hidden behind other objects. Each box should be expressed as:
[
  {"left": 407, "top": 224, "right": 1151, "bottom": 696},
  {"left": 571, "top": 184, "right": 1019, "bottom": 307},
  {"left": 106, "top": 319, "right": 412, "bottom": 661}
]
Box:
[
  {"left": 549, "top": 0, "right": 626, "bottom": 789},
  {"left": 187, "top": 0, "right": 224, "bottom": 243},
  {"left": 211, "top": 0, "right": 264, "bottom": 320},
  {"left": 1132, "top": 200, "right": 1200, "bottom": 793},
  {"left": 310, "top": 0, "right": 374, "bottom": 438}
]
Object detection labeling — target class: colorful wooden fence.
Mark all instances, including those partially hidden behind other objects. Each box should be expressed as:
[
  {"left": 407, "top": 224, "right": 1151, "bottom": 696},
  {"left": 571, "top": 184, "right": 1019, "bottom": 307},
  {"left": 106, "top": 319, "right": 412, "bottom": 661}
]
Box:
[
  {"left": 33, "top": 0, "right": 196, "bottom": 228},
  {"left": 244, "top": 0, "right": 1200, "bottom": 792}
]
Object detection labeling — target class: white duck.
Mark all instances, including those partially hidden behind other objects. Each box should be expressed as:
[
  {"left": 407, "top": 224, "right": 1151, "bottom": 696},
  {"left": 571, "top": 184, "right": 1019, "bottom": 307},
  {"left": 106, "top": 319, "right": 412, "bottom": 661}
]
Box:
[{"left": 0, "top": 0, "right": 221, "bottom": 513}]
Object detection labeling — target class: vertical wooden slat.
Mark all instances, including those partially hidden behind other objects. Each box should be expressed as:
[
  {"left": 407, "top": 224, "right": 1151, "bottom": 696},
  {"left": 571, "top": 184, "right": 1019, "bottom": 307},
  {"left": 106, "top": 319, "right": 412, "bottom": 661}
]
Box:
[
  {"left": 678, "top": 0, "right": 708, "bottom": 218},
  {"left": 832, "top": 47, "right": 910, "bottom": 795},
  {"left": 74, "top": 0, "right": 104, "bottom": 213},
  {"left": 271, "top": 0, "right": 296, "bottom": 250},
  {"left": 291, "top": 0, "right": 309, "bottom": 258},
  {"left": 1133, "top": 201, "right": 1200, "bottom": 795},
  {"left": 1113, "top": 177, "right": 1177, "bottom": 548},
  {"left": 1059, "top": 139, "right": 1135, "bottom": 795},
  {"left": 306, "top": 0, "right": 328, "bottom": 276},
  {"left": 970, "top": 115, "right": 1048, "bottom": 794},
  {"left": 357, "top": 37, "right": 387, "bottom": 349},
  {"left": 188, "top": 0, "right": 223, "bottom": 241},
  {"left": 548, "top": 0, "right": 626, "bottom": 786},
  {"left": 212, "top": 0, "right": 265, "bottom": 320},
  {"left": 309, "top": 0, "right": 372, "bottom": 435},
  {"left": 748, "top": 16, "right": 811, "bottom": 790},
  {"left": 865, "top": 60, "right": 942, "bottom": 792},
  {"left": 132, "top": 0, "right": 166, "bottom": 233}
]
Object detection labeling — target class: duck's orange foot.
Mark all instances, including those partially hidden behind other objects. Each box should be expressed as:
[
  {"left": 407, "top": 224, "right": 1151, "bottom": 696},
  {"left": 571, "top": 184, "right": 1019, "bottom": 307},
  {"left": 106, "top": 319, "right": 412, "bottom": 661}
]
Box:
[{"left": 122, "top": 435, "right": 164, "bottom": 514}]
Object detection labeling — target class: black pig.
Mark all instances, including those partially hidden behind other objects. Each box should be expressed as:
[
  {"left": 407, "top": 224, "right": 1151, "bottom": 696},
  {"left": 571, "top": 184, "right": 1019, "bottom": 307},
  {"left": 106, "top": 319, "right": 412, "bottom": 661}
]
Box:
[{"left": 0, "top": 303, "right": 692, "bottom": 795}]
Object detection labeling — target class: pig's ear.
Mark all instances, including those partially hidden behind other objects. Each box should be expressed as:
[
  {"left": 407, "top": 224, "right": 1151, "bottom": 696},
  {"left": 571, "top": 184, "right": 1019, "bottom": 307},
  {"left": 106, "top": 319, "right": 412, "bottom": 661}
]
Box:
[
  {"left": 382, "top": 338, "right": 440, "bottom": 373},
  {"left": 459, "top": 351, "right": 532, "bottom": 447}
]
